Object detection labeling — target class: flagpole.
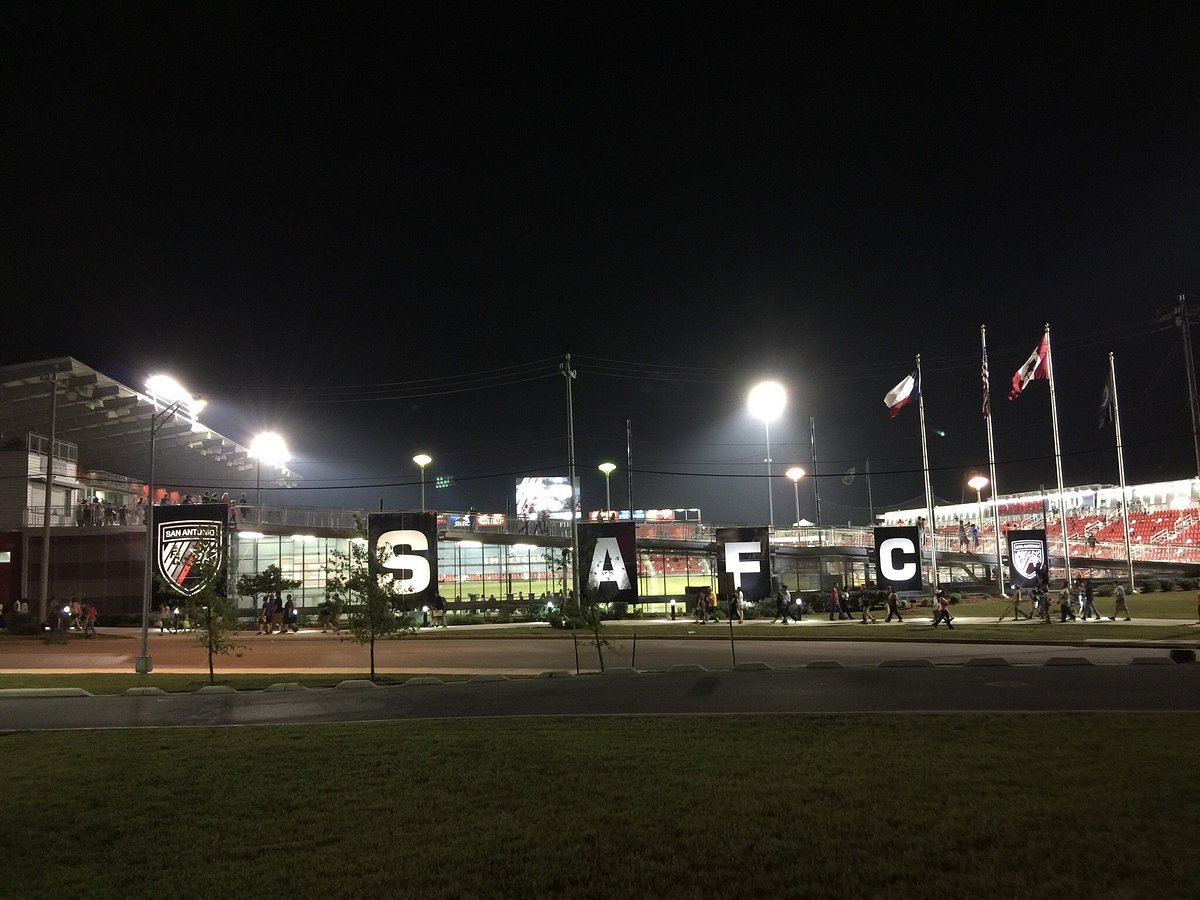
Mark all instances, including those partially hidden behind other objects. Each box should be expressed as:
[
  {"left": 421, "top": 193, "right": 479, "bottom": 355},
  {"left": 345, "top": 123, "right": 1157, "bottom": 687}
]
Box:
[
  {"left": 981, "top": 326, "right": 1006, "bottom": 596},
  {"left": 1109, "top": 352, "right": 1135, "bottom": 592},
  {"left": 1044, "top": 324, "right": 1072, "bottom": 585},
  {"left": 809, "top": 416, "right": 822, "bottom": 532},
  {"left": 865, "top": 457, "right": 875, "bottom": 525},
  {"left": 916, "top": 354, "right": 938, "bottom": 595}
]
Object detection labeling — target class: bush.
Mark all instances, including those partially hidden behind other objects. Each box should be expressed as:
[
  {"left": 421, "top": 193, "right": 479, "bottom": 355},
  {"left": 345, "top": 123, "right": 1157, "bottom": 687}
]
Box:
[
  {"left": 1095, "top": 583, "right": 1114, "bottom": 597},
  {"left": 447, "top": 613, "right": 485, "bottom": 626},
  {"left": 1179, "top": 577, "right": 1198, "bottom": 591}
]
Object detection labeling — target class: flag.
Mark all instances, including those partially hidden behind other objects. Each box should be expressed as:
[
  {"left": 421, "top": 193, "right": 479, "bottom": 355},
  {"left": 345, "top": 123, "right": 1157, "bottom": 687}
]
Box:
[
  {"left": 981, "top": 346, "right": 991, "bottom": 418},
  {"left": 1098, "top": 372, "right": 1116, "bottom": 429},
  {"left": 884, "top": 371, "right": 918, "bottom": 418},
  {"left": 1009, "top": 334, "right": 1049, "bottom": 400}
]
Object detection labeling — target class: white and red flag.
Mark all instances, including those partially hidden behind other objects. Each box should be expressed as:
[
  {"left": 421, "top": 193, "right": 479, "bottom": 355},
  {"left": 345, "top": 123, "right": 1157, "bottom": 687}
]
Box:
[
  {"left": 1009, "top": 334, "right": 1049, "bottom": 400},
  {"left": 884, "top": 371, "right": 919, "bottom": 418}
]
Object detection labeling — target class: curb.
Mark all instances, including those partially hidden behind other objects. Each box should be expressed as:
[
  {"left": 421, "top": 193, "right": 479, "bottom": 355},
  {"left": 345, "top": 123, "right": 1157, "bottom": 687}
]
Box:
[
  {"left": 806, "top": 660, "right": 845, "bottom": 668},
  {"left": 1044, "top": 657, "right": 1093, "bottom": 666},
  {"left": 734, "top": 662, "right": 772, "bottom": 671},
  {"left": 537, "top": 670, "right": 573, "bottom": 678},
  {"left": 1130, "top": 657, "right": 1172, "bottom": 666},
  {"left": 469, "top": 674, "right": 509, "bottom": 682},
  {"left": 602, "top": 667, "right": 641, "bottom": 675},
  {"left": 335, "top": 680, "right": 378, "bottom": 689},
  {"left": 877, "top": 659, "right": 935, "bottom": 667},
  {"left": 264, "top": 682, "right": 305, "bottom": 692},
  {"left": 196, "top": 685, "right": 236, "bottom": 693},
  {"left": 0, "top": 687, "right": 93, "bottom": 698},
  {"left": 403, "top": 676, "right": 444, "bottom": 686},
  {"left": 121, "top": 687, "right": 165, "bottom": 696},
  {"left": 667, "top": 664, "right": 707, "bottom": 673},
  {"left": 963, "top": 657, "right": 1011, "bottom": 667}
]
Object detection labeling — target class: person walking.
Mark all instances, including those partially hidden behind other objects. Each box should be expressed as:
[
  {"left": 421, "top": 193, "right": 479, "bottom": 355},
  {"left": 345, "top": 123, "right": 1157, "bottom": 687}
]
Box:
[
  {"left": 859, "top": 586, "right": 878, "bottom": 623},
  {"left": 957, "top": 520, "right": 969, "bottom": 550},
  {"left": 884, "top": 586, "right": 903, "bottom": 622},
  {"left": 997, "top": 589, "right": 1029, "bottom": 623},
  {"left": 828, "top": 584, "right": 840, "bottom": 621},
  {"left": 283, "top": 594, "right": 297, "bottom": 633},
  {"left": 1058, "top": 585, "right": 1076, "bottom": 622},
  {"left": 1110, "top": 583, "right": 1131, "bottom": 621},
  {"left": 792, "top": 590, "right": 804, "bottom": 622},
  {"left": 1081, "top": 579, "right": 1101, "bottom": 621},
  {"left": 971, "top": 524, "right": 979, "bottom": 549},
  {"left": 771, "top": 587, "right": 790, "bottom": 624},
  {"left": 932, "top": 589, "right": 954, "bottom": 629}
]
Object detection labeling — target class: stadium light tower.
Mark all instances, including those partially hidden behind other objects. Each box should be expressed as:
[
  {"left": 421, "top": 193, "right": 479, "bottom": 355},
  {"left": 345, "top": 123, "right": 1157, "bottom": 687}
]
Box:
[
  {"left": 138, "top": 374, "right": 204, "bottom": 675},
  {"left": 786, "top": 466, "right": 806, "bottom": 528},
  {"left": 598, "top": 462, "right": 616, "bottom": 511},
  {"left": 250, "top": 431, "right": 290, "bottom": 519},
  {"left": 413, "top": 453, "right": 433, "bottom": 509},
  {"left": 968, "top": 474, "right": 989, "bottom": 530},
  {"left": 748, "top": 381, "right": 786, "bottom": 531}
]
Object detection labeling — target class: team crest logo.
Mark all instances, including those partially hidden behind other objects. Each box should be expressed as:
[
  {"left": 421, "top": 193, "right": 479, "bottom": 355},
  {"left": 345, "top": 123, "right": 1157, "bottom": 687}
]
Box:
[
  {"left": 157, "top": 520, "right": 224, "bottom": 596},
  {"left": 1010, "top": 539, "right": 1045, "bottom": 581}
]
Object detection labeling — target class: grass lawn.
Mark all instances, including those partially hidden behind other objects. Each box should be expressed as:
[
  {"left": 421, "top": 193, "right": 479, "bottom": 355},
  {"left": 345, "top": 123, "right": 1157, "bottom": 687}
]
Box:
[{"left": 2, "top": 714, "right": 1198, "bottom": 899}]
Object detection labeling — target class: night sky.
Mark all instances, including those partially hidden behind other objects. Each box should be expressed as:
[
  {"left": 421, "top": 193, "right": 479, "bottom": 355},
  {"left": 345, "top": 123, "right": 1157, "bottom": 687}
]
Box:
[{"left": 5, "top": 3, "right": 1199, "bottom": 522}]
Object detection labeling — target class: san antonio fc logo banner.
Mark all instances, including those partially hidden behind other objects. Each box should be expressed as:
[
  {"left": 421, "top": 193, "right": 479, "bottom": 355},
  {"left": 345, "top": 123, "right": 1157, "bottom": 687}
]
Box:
[
  {"left": 578, "top": 521, "right": 638, "bottom": 603},
  {"left": 1006, "top": 528, "right": 1047, "bottom": 589},
  {"left": 154, "top": 503, "right": 228, "bottom": 598}
]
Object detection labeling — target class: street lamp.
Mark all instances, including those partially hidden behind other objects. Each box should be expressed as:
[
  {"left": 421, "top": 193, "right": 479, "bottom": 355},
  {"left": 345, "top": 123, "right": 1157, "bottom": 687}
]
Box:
[
  {"left": 598, "top": 462, "right": 616, "bottom": 512},
  {"left": 748, "top": 381, "right": 786, "bottom": 531},
  {"left": 413, "top": 453, "right": 432, "bottom": 509},
  {"left": 250, "top": 431, "right": 290, "bottom": 521},
  {"left": 137, "top": 375, "right": 205, "bottom": 675},
  {"left": 967, "top": 474, "right": 989, "bottom": 530},
  {"left": 785, "top": 466, "right": 806, "bottom": 528}
]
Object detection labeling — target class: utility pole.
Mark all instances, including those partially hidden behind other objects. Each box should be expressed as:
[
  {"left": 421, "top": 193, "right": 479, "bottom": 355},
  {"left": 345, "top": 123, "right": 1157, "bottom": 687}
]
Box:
[
  {"left": 38, "top": 370, "right": 60, "bottom": 625},
  {"left": 562, "top": 356, "right": 580, "bottom": 609},
  {"left": 1174, "top": 294, "right": 1200, "bottom": 478}
]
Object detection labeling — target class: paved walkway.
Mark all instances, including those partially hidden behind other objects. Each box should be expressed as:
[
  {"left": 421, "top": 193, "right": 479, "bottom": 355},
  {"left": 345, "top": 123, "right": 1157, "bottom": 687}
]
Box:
[{"left": 1, "top": 620, "right": 1196, "bottom": 675}]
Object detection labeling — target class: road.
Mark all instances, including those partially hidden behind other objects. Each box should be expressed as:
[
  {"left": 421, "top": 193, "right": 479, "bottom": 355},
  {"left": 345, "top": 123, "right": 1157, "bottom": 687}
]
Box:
[{"left": 2, "top": 666, "right": 1199, "bottom": 732}]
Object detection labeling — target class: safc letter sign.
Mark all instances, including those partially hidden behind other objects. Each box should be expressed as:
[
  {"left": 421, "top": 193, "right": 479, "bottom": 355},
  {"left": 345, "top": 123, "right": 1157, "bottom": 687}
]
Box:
[
  {"left": 154, "top": 503, "right": 229, "bottom": 600},
  {"left": 578, "top": 521, "right": 638, "bottom": 603},
  {"left": 368, "top": 512, "right": 438, "bottom": 607},
  {"left": 873, "top": 526, "right": 922, "bottom": 591},
  {"left": 1006, "top": 529, "right": 1047, "bottom": 590},
  {"left": 716, "top": 526, "right": 771, "bottom": 602}
]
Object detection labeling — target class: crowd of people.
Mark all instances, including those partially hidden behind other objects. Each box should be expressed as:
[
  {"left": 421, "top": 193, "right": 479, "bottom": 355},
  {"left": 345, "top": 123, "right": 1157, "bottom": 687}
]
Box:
[{"left": 71, "top": 490, "right": 251, "bottom": 527}]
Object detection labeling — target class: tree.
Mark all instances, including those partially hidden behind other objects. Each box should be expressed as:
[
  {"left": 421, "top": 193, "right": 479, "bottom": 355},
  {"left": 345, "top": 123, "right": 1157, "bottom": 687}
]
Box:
[
  {"left": 167, "top": 559, "right": 243, "bottom": 685},
  {"left": 577, "top": 584, "right": 617, "bottom": 673},
  {"left": 544, "top": 548, "right": 571, "bottom": 598},
  {"left": 237, "top": 564, "right": 299, "bottom": 611},
  {"left": 325, "top": 537, "right": 415, "bottom": 681}
]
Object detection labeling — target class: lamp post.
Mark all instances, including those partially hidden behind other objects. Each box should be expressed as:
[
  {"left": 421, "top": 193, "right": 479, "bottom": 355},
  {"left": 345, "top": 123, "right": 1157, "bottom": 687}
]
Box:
[
  {"left": 137, "top": 375, "right": 204, "bottom": 675},
  {"left": 967, "top": 474, "right": 989, "bottom": 530},
  {"left": 413, "top": 453, "right": 432, "bottom": 509},
  {"left": 598, "top": 462, "right": 616, "bottom": 512},
  {"left": 250, "top": 431, "right": 290, "bottom": 523},
  {"left": 785, "top": 466, "right": 806, "bottom": 528},
  {"left": 748, "top": 381, "right": 787, "bottom": 531}
]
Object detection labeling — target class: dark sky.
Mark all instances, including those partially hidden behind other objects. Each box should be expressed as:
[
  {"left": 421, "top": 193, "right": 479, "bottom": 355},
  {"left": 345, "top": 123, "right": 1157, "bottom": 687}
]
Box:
[{"left": 4, "top": 2, "right": 1199, "bottom": 522}]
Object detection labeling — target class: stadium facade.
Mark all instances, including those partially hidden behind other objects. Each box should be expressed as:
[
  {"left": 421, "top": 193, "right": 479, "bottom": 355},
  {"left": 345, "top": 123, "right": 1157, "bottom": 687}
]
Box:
[{"left": 3, "top": 358, "right": 1198, "bottom": 623}]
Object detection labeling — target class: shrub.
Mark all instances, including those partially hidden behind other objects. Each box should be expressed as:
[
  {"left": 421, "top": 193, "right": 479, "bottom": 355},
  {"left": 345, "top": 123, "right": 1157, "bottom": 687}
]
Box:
[{"left": 1179, "top": 577, "right": 1198, "bottom": 591}]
